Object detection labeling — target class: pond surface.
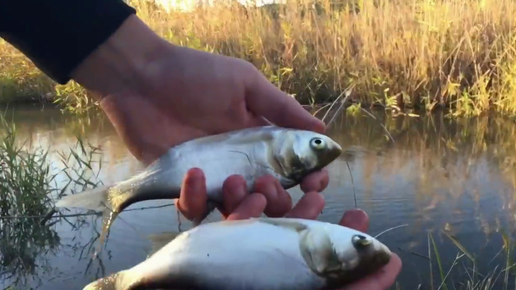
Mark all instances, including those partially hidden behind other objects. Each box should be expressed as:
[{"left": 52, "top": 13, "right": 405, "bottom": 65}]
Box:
[{"left": 2, "top": 104, "right": 516, "bottom": 290}]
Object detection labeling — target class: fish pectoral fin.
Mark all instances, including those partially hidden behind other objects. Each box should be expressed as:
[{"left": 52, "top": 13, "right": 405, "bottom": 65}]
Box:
[
  {"left": 299, "top": 228, "right": 341, "bottom": 276},
  {"left": 272, "top": 152, "right": 290, "bottom": 177},
  {"left": 147, "top": 231, "right": 183, "bottom": 257},
  {"left": 256, "top": 217, "right": 308, "bottom": 233}
]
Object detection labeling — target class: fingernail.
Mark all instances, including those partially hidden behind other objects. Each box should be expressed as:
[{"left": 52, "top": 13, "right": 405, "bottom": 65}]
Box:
[{"left": 186, "top": 168, "right": 204, "bottom": 194}]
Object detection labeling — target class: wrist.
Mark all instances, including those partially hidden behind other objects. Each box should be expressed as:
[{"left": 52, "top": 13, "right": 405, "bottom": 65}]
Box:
[{"left": 70, "top": 14, "right": 168, "bottom": 100}]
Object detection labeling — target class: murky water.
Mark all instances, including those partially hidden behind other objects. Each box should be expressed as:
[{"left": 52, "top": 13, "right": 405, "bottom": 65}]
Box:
[{"left": 2, "top": 104, "right": 516, "bottom": 290}]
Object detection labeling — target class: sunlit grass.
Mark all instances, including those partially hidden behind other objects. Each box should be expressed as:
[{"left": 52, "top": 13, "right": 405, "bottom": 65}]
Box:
[{"left": 2, "top": 0, "right": 516, "bottom": 116}]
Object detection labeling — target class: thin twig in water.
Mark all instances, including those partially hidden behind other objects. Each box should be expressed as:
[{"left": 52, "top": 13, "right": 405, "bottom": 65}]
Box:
[
  {"left": 489, "top": 245, "right": 506, "bottom": 265},
  {"left": 396, "top": 247, "right": 430, "bottom": 260},
  {"left": 325, "top": 94, "right": 348, "bottom": 128},
  {"left": 321, "top": 85, "right": 354, "bottom": 129},
  {"left": 436, "top": 253, "right": 464, "bottom": 290},
  {"left": 359, "top": 108, "right": 395, "bottom": 143},
  {"left": 319, "top": 91, "right": 345, "bottom": 124},
  {"left": 39, "top": 208, "right": 58, "bottom": 225},
  {"left": 428, "top": 233, "right": 435, "bottom": 290},
  {"left": 374, "top": 224, "right": 409, "bottom": 238},
  {"left": 0, "top": 203, "right": 175, "bottom": 220},
  {"left": 344, "top": 160, "right": 357, "bottom": 208},
  {"left": 318, "top": 86, "right": 358, "bottom": 205},
  {"left": 177, "top": 209, "right": 183, "bottom": 232},
  {"left": 312, "top": 102, "right": 333, "bottom": 118}
]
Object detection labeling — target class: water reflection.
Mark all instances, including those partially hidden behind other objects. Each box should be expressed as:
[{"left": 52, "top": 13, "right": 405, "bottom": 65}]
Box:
[{"left": 1, "top": 105, "right": 516, "bottom": 289}]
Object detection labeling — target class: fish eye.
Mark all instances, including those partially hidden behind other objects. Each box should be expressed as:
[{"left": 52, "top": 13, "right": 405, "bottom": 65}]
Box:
[
  {"left": 352, "top": 234, "right": 372, "bottom": 248},
  {"left": 310, "top": 137, "right": 325, "bottom": 150}
]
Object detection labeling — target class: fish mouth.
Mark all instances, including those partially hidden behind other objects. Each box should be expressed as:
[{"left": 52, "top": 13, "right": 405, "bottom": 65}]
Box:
[
  {"left": 329, "top": 142, "right": 343, "bottom": 160},
  {"left": 324, "top": 239, "right": 392, "bottom": 288},
  {"left": 372, "top": 250, "right": 392, "bottom": 266},
  {"left": 319, "top": 141, "right": 343, "bottom": 168},
  {"left": 355, "top": 243, "right": 392, "bottom": 277},
  {"left": 353, "top": 238, "right": 392, "bottom": 269},
  {"left": 323, "top": 248, "right": 392, "bottom": 288}
]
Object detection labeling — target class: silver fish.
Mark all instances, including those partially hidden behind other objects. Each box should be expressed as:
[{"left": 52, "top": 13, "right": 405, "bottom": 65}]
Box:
[
  {"left": 54, "top": 126, "right": 343, "bottom": 246},
  {"left": 83, "top": 217, "right": 392, "bottom": 290}
]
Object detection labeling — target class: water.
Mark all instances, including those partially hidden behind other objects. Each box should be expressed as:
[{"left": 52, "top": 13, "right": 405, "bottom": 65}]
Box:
[{"left": 2, "top": 104, "right": 516, "bottom": 289}]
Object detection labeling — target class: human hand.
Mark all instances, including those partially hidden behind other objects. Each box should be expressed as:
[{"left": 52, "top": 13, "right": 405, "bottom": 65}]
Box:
[
  {"left": 335, "top": 212, "right": 402, "bottom": 290},
  {"left": 217, "top": 175, "right": 402, "bottom": 290},
  {"left": 87, "top": 17, "right": 328, "bottom": 221},
  {"left": 100, "top": 39, "right": 326, "bottom": 165},
  {"left": 175, "top": 167, "right": 330, "bottom": 221}
]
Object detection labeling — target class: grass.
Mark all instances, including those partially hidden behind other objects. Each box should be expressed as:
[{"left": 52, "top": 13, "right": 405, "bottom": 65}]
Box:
[
  {"left": 0, "top": 113, "right": 105, "bottom": 289},
  {"left": 0, "top": 114, "right": 60, "bottom": 288},
  {"left": 2, "top": 0, "right": 516, "bottom": 116},
  {"left": 418, "top": 230, "right": 516, "bottom": 290}
]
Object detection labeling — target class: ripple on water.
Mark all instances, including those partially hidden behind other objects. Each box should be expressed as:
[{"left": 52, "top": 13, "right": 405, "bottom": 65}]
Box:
[{"left": 6, "top": 108, "right": 516, "bottom": 290}]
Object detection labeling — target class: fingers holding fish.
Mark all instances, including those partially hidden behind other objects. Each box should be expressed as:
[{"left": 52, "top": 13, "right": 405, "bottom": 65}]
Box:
[
  {"left": 220, "top": 174, "right": 248, "bottom": 218},
  {"left": 221, "top": 174, "right": 325, "bottom": 221},
  {"left": 340, "top": 253, "right": 402, "bottom": 290},
  {"left": 225, "top": 193, "right": 267, "bottom": 220},
  {"left": 254, "top": 174, "right": 293, "bottom": 217},
  {"left": 300, "top": 168, "right": 330, "bottom": 193},
  {"left": 286, "top": 191, "right": 325, "bottom": 220},
  {"left": 177, "top": 169, "right": 325, "bottom": 222},
  {"left": 177, "top": 167, "right": 207, "bottom": 221},
  {"left": 337, "top": 209, "right": 402, "bottom": 290},
  {"left": 339, "top": 209, "right": 369, "bottom": 233}
]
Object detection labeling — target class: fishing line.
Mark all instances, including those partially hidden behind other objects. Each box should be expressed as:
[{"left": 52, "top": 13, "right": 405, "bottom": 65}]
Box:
[
  {"left": 176, "top": 208, "right": 183, "bottom": 232},
  {"left": 344, "top": 160, "right": 357, "bottom": 208},
  {"left": 319, "top": 85, "right": 353, "bottom": 127},
  {"left": 316, "top": 85, "right": 397, "bottom": 209},
  {"left": 358, "top": 108, "right": 395, "bottom": 143},
  {"left": 374, "top": 223, "right": 409, "bottom": 239},
  {"left": 317, "top": 86, "right": 359, "bottom": 208}
]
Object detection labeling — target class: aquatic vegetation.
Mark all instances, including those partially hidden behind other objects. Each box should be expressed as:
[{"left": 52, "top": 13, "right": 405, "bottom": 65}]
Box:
[
  {"left": 0, "top": 114, "right": 60, "bottom": 288},
  {"left": 420, "top": 230, "right": 516, "bottom": 290},
  {"left": 2, "top": 0, "right": 516, "bottom": 117},
  {"left": 0, "top": 114, "right": 105, "bottom": 288}
]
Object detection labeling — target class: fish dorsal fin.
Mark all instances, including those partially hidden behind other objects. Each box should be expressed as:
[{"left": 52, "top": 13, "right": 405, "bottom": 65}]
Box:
[
  {"left": 255, "top": 217, "right": 308, "bottom": 233},
  {"left": 147, "top": 231, "right": 183, "bottom": 257},
  {"left": 179, "top": 126, "right": 279, "bottom": 148}
]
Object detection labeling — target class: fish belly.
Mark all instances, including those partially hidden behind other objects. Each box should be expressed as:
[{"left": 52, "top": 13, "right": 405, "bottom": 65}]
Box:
[
  {"left": 156, "top": 141, "right": 284, "bottom": 203},
  {"left": 133, "top": 221, "right": 326, "bottom": 290}
]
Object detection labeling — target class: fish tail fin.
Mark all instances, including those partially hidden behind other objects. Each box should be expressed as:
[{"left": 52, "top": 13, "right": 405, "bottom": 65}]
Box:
[
  {"left": 83, "top": 270, "right": 133, "bottom": 290},
  {"left": 55, "top": 185, "right": 112, "bottom": 212},
  {"left": 55, "top": 183, "right": 131, "bottom": 249}
]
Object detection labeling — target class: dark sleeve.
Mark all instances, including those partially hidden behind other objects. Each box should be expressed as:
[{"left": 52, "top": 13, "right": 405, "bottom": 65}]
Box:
[{"left": 0, "top": 0, "right": 137, "bottom": 84}]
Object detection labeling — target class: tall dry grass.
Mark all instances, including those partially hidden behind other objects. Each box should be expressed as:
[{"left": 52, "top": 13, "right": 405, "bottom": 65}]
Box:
[{"left": 1, "top": 0, "right": 516, "bottom": 117}]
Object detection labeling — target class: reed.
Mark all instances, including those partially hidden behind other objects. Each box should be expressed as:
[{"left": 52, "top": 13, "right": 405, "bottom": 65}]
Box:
[{"left": 0, "top": 113, "right": 104, "bottom": 288}]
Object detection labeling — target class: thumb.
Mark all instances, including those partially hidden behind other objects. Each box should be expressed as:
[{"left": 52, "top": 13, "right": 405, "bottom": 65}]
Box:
[
  {"left": 339, "top": 209, "right": 369, "bottom": 233},
  {"left": 245, "top": 74, "right": 326, "bottom": 133}
]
